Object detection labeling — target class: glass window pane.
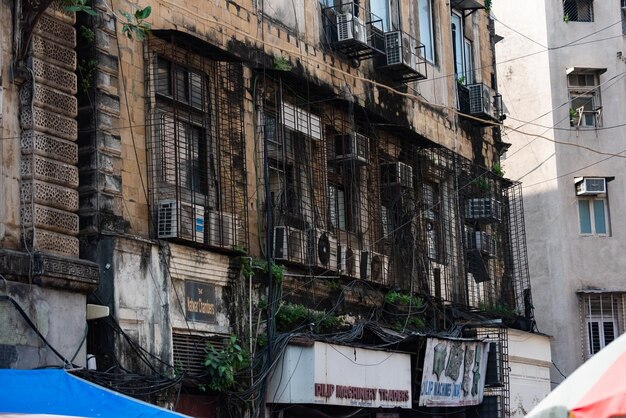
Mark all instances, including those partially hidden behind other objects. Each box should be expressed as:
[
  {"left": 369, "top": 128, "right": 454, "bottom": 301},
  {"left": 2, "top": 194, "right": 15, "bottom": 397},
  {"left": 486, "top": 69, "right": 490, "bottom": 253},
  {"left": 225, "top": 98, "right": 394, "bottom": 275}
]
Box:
[
  {"left": 451, "top": 14, "right": 464, "bottom": 80},
  {"left": 175, "top": 67, "right": 189, "bottom": 103},
  {"left": 588, "top": 322, "right": 600, "bottom": 354},
  {"left": 156, "top": 58, "right": 171, "bottom": 96},
  {"left": 579, "top": 200, "right": 592, "bottom": 234},
  {"left": 337, "top": 188, "right": 346, "bottom": 230},
  {"left": 370, "top": 0, "right": 390, "bottom": 31},
  {"left": 593, "top": 199, "right": 607, "bottom": 234},
  {"left": 463, "top": 39, "right": 474, "bottom": 84},
  {"left": 189, "top": 72, "right": 205, "bottom": 110},
  {"left": 603, "top": 321, "right": 616, "bottom": 346},
  {"left": 418, "top": 0, "right": 434, "bottom": 62}
]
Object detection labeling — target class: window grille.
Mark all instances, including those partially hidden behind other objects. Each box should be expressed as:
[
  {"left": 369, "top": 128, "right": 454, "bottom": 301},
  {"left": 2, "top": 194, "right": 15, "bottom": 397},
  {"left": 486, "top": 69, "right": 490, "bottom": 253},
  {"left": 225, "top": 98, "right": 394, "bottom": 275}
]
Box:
[{"left": 563, "top": 0, "right": 594, "bottom": 22}]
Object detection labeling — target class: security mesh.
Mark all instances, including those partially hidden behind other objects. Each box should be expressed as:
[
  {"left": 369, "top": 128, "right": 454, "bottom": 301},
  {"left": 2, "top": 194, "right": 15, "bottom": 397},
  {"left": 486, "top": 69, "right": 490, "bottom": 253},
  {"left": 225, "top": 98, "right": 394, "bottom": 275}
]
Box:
[
  {"left": 257, "top": 76, "right": 532, "bottom": 318},
  {"left": 145, "top": 36, "right": 248, "bottom": 251}
]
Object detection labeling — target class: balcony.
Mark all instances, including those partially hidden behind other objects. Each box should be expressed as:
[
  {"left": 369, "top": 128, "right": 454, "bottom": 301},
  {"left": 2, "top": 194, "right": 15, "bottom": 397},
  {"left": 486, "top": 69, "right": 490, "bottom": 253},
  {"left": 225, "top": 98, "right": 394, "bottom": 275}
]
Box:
[
  {"left": 457, "top": 82, "right": 502, "bottom": 125},
  {"left": 374, "top": 30, "right": 427, "bottom": 83},
  {"left": 321, "top": 2, "right": 385, "bottom": 60}
]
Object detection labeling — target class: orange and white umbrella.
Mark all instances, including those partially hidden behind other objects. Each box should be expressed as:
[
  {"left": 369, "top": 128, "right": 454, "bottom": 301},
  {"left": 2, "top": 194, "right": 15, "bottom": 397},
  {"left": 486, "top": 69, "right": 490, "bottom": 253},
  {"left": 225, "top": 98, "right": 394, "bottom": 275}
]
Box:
[{"left": 526, "top": 332, "right": 626, "bottom": 418}]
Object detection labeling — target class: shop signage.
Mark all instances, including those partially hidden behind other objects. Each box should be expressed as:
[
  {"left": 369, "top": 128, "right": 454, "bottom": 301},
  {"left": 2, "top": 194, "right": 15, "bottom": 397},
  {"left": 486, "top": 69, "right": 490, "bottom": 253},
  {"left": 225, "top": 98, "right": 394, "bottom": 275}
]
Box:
[
  {"left": 419, "top": 337, "right": 490, "bottom": 407},
  {"left": 184, "top": 280, "right": 216, "bottom": 323},
  {"left": 267, "top": 342, "right": 412, "bottom": 408}
]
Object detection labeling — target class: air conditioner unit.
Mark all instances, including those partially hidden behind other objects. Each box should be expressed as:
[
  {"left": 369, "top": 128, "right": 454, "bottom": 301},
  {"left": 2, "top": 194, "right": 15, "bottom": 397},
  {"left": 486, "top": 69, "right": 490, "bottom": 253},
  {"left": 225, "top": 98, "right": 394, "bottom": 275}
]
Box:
[
  {"left": 338, "top": 245, "right": 359, "bottom": 277},
  {"left": 370, "top": 252, "right": 389, "bottom": 284},
  {"left": 465, "top": 197, "right": 502, "bottom": 222},
  {"left": 467, "top": 83, "right": 496, "bottom": 119},
  {"left": 576, "top": 177, "right": 606, "bottom": 195},
  {"left": 308, "top": 229, "right": 338, "bottom": 270},
  {"left": 157, "top": 200, "right": 205, "bottom": 243},
  {"left": 273, "top": 226, "right": 306, "bottom": 264},
  {"left": 337, "top": 13, "right": 367, "bottom": 44},
  {"left": 385, "top": 31, "right": 417, "bottom": 70},
  {"left": 332, "top": 133, "right": 368, "bottom": 164},
  {"left": 380, "top": 162, "right": 413, "bottom": 189},
  {"left": 466, "top": 231, "right": 497, "bottom": 257},
  {"left": 207, "top": 211, "right": 237, "bottom": 247}
]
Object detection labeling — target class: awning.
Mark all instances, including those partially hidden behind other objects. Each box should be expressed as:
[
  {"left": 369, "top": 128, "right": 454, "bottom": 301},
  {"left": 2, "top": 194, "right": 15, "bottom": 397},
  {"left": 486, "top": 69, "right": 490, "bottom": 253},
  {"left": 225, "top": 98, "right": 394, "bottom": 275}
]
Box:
[
  {"left": 526, "top": 332, "right": 626, "bottom": 418},
  {"left": 0, "top": 369, "right": 188, "bottom": 417}
]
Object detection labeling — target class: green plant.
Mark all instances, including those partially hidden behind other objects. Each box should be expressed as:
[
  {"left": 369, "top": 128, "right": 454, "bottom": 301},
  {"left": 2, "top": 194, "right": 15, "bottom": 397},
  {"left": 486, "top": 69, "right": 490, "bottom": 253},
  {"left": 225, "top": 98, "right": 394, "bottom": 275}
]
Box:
[
  {"left": 492, "top": 163, "right": 504, "bottom": 177},
  {"left": 484, "top": 0, "right": 492, "bottom": 11},
  {"left": 478, "top": 301, "right": 516, "bottom": 321},
  {"left": 273, "top": 55, "right": 293, "bottom": 71},
  {"left": 78, "top": 58, "right": 98, "bottom": 92},
  {"left": 119, "top": 6, "right": 152, "bottom": 41},
  {"left": 392, "top": 316, "right": 425, "bottom": 332},
  {"left": 328, "top": 279, "right": 342, "bottom": 292},
  {"left": 202, "top": 335, "right": 249, "bottom": 392},
  {"left": 241, "top": 257, "right": 284, "bottom": 283},
  {"left": 385, "top": 291, "right": 423, "bottom": 308},
  {"left": 275, "top": 302, "right": 344, "bottom": 333},
  {"left": 563, "top": 13, "right": 570, "bottom": 23},
  {"left": 60, "top": 0, "right": 97, "bottom": 15},
  {"left": 79, "top": 25, "right": 95, "bottom": 44},
  {"left": 457, "top": 75, "right": 466, "bottom": 85},
  {"left": 472, "top": 177, "right": 490, "bottom": 191}
]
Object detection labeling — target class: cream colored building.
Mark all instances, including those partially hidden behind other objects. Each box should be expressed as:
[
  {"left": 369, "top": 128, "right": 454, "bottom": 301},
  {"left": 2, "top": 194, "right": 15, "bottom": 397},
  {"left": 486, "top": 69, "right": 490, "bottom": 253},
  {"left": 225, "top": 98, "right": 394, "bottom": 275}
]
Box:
[{"left": 1, "top": 0, "right": 538, "bottom": 415}]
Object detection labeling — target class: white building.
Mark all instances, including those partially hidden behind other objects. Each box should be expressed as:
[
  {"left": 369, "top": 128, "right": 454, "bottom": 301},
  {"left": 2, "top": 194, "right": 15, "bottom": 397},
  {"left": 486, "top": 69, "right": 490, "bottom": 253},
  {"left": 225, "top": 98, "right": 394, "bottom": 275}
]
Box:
[{"left": 493, "top": 0, "right": 626, "bottom": 385}]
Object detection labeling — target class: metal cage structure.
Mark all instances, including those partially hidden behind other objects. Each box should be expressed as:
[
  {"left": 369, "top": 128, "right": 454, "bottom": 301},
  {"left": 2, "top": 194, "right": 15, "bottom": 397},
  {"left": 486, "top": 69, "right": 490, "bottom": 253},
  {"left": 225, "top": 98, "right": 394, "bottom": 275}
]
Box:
[
  {"left": 255, "top": 75, "right": 532, "bottom": 321},
  {"left": 145, "top": 35, "right": 248, "bottom": 252}
]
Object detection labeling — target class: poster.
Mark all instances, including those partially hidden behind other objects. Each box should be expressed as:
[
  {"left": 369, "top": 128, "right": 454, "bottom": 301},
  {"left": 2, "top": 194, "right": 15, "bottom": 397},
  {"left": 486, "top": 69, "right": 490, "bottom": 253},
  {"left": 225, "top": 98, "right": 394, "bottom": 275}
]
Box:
[{"left": 418, "top": 337, "right": 490, "bottom": 407}]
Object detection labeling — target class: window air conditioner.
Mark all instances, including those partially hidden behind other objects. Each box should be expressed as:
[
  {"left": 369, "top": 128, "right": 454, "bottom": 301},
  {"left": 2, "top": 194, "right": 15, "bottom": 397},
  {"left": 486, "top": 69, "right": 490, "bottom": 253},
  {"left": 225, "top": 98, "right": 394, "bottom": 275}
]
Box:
[
  {"left": 360, "top": 251, "right": 389, "bottom": 284},
  {"left": 380, "top": 162, "right": 413, "bottom": 189},
  {"left": 465, "top": 197, "right": 502, "bottom": 222},
  {"left": 576, "top": 177, "right": 606, "bottom": 195},
  {"left": 385, "top": 31, "right": 417, "bottom": 70},
  {"left": 466, "top": 231, "right": 497, "bottom": 257},
  {"left": 467, "top": 83, "right": 496, "bottom": 119},
  {"left": 273, "top": 226, "right": 306, "bottom": 264},
  {"left": 337, "top": 13, "right": 368, "bottom": 44},
  {"left": 332, "top": 133, "right": 368, "bottom": 164},
  {"left": 308, "top": 229, "right": 338, "bottom": 270},
  {"left": 370, "top": 252, "right": 389, "bottom": 284},
  {"left": 157, "top": 200, "right": 205, "bottom": 243},
  {"left": 338, "top": 245, "right": 359, "bottom": 277},
  {"left": 207, "top": 211, "right": 237, "bottom": 247}
]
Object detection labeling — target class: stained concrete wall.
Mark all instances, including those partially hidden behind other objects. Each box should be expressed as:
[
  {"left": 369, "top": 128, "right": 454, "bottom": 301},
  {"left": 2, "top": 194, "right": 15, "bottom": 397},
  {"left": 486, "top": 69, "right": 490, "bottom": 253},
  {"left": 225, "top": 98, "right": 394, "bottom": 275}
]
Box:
[{"left": 495, "top": 0, "right": 626, "bottom": 383}]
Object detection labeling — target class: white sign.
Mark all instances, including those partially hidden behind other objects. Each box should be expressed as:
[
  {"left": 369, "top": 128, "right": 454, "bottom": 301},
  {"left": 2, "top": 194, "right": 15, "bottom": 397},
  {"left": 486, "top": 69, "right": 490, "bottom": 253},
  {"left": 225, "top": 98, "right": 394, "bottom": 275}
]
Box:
[
  {"left": 267, "top": 341, "right": 412, "bottom": 408},
  {"left": 419, "top": 338, "right": 490, "bottom": 407}
]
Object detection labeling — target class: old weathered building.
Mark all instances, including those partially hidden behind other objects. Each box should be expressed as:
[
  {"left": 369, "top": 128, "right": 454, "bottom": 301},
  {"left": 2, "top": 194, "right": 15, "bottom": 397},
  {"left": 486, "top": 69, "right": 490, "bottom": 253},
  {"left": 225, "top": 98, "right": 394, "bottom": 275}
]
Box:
[{"left": 0, "top": 0, "right": 544, "bottom": 416}]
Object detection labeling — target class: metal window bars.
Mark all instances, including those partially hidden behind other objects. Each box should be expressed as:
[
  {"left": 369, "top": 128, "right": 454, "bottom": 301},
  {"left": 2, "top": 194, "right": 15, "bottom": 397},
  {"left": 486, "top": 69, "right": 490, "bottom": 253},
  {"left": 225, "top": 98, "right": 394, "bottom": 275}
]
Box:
[{"left": 145, "top": 34, "right": 248, "bottom": 252}]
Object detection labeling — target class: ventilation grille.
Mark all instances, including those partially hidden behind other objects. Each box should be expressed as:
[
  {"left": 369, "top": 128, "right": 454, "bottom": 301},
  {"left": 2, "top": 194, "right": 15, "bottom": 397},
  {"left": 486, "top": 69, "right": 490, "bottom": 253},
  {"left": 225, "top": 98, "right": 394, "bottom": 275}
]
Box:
[{"left": 172, "top": 333, "right": 226, "bottom": 377}]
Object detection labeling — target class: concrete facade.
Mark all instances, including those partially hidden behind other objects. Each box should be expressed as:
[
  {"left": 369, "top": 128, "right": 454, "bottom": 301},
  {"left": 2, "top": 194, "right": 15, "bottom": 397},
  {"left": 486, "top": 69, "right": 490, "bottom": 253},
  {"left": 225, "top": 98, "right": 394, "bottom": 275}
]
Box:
[
  {"left": 508, "top": 329, "right": 552, "bottom": 417},
  {"left": 494, "top": 0, "right": 626, "bottom": 385},
  {"left": 1, "top": 0, "right": 541, "bottom": 415}
]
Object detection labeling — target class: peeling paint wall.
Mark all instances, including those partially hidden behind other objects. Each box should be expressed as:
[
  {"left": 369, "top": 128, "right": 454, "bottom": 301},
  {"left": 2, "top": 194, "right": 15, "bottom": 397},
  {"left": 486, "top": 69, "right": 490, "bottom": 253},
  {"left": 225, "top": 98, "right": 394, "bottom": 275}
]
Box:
[{"left": 0, "top": 282, "right": 87, "bottom": 368}]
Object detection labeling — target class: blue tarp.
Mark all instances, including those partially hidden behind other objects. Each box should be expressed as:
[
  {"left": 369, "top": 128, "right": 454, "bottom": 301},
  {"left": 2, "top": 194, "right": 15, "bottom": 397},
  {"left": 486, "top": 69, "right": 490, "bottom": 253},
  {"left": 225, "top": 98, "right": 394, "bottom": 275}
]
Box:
[{"left": 0, "top": 369, "right": 188, "bottom": 417}]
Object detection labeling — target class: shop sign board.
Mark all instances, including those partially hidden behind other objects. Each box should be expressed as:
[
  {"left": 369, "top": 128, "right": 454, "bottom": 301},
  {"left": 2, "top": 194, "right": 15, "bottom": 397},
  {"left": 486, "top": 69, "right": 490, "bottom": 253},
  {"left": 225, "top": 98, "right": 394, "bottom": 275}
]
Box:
[
  {"left": 184, "top": 280, "right": 216, "bottom": 323},
  {"left": 418, "top": 337, "right": 490, "bottom": 407},
  {"left": 268, "top": 341, "right": 412, "bottom": 408}
]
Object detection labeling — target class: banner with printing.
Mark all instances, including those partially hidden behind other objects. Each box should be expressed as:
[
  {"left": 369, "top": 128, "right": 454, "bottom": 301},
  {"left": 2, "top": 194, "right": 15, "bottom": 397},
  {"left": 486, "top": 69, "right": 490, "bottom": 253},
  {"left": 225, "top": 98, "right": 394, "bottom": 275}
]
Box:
[{"left": 418, "top": 337, "right": 490, "bottom": 407}]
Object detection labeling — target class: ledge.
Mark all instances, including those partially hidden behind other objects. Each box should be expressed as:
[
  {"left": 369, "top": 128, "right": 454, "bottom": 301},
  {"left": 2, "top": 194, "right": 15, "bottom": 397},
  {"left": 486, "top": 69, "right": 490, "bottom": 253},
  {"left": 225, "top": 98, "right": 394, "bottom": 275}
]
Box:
[{"left": 0, "top": 249, "right": 99, "bottom": 294}]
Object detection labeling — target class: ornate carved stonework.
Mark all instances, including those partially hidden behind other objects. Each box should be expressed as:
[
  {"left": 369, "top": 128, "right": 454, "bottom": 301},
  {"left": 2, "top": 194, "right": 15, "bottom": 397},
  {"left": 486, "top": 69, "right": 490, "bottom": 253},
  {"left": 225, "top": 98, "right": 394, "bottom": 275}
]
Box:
[{"left": 0, "top": 250, "right": 99, "bottom": 293}]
